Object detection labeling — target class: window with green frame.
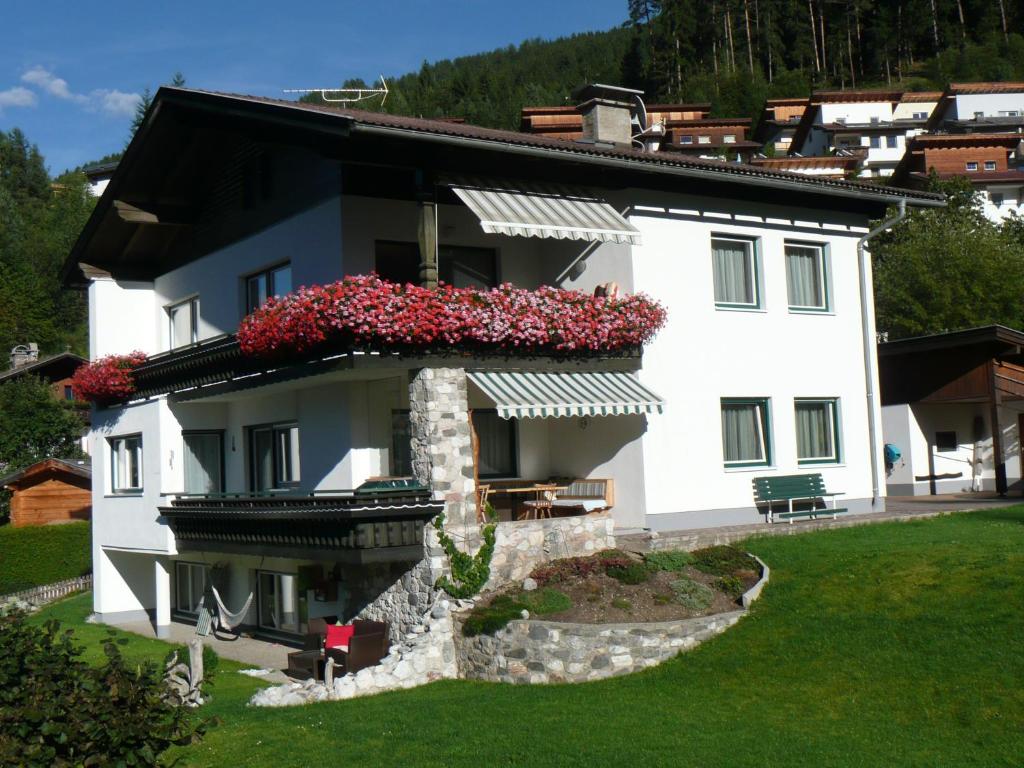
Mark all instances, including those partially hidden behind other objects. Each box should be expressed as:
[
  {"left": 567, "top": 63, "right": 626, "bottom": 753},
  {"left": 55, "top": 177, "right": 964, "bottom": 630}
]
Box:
[
  {"left": 711, "top": 236, "right": 760, "bottom": 309},
  {"left": 795, "top": 398, "right": 841, "bottom": 464},
  {"left": 785, "top": 242, "right": 830, "bottom": 312},
  {"left": 721, "top": 398, "right": 772, "bottom": 467}
]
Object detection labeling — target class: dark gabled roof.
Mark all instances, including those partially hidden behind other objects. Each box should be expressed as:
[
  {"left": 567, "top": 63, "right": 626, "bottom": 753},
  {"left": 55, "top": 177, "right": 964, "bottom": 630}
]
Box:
[
  {"left": 62, "top": 87, "right": 945, "bottom": 286},
  {"left": 878, "top": 325, "right": 1024, "bottom": 356},
  {"left": 0, "top": 457, "right": 91, "bottom": 489},
  {"left": 0, "top": 352, "right": 86, "bottom": 384}
]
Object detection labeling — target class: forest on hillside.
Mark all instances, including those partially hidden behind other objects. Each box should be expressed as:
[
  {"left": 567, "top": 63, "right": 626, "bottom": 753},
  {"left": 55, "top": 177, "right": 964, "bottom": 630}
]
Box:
[{"left": 303, "top": 1, "right": 1024, "bottom": 127}]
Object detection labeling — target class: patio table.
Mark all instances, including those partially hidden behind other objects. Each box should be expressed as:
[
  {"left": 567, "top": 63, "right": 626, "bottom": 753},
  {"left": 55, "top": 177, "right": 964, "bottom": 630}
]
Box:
[{"left": 488, "top": 484, "right": 568, "bottom": 520}]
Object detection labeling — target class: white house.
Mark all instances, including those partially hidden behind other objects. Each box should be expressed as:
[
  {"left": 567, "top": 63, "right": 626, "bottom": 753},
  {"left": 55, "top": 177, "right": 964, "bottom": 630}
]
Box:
[
  {"left": 880, "top": 326, "right": 1024, "bottom": 497},
  {"left": 63, "top": 86, "right": 940, "bottom": 642},
  {"left": 790, "top": 90, "right": 937, "bottom": 178}
]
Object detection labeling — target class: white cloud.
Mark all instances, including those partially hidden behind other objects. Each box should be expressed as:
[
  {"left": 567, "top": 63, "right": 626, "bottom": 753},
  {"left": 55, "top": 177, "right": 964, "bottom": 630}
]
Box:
[
  {"left": 21, "top": 66, "right": 85, "bottom": 103},
  {"left": 0, "top": 86, "right": 37, "bottom": 110},
  {"left": 90, "top": 89, "right": 140, "bottom": 117},
  {"left": 17, "top": 66, "right": 140, "bottom": 119}
]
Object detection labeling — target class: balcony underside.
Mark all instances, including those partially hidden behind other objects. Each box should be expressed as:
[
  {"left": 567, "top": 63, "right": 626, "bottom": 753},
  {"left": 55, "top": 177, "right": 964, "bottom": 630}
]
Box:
[{"left": 126, "top": 333, "right": 641, "bottom": 404}]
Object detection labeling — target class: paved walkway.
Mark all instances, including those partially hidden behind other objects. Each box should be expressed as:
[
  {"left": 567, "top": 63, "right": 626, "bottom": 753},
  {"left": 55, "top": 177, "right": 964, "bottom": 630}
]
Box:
[
  {"left": 619, "top": 494, "right": 1022, "bottom": 553},
  {"left": 111, "top": 618, "right": 293, "bottom": 684}
]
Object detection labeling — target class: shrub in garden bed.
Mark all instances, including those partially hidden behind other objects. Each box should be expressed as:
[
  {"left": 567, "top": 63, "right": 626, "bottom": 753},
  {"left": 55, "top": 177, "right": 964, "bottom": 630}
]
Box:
[
  {"left": 645, "top": 550, "right": 695, "bottom": 573},
  {"left": 692, "top": 545, "right": 760, "bottom": 577},
  {"left": 670, "top": 577, "right": 715, "bottom": 611},
  {"left": 462, "top": 588, "right": 572, "bottom": 637}
]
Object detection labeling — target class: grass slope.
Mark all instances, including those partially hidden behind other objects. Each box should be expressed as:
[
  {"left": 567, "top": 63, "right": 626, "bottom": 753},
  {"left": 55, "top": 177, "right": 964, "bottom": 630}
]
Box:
[
  {"left": 36, "top": 509, "right": 1024, "bottom": 767},
  {"left": 0, "top": 522, "right": 91, "bottom": 594}
]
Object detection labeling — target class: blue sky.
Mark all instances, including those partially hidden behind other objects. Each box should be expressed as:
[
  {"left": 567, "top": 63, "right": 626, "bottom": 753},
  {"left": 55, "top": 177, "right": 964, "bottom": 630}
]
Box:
[{"left": 1, "top": 1, "right": 626, "bottom": 174}]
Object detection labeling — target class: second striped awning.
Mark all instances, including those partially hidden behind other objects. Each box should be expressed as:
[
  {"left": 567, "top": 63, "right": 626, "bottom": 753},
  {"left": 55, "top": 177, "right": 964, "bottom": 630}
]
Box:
[{"left": 466, "top": 370, "right": 665, "bottom": 420}]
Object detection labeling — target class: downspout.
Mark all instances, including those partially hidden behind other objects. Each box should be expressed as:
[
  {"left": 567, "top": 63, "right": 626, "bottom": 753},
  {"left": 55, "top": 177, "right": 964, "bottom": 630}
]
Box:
[{"left": 857, "top": 198, "right": 906, "bottom": 509}]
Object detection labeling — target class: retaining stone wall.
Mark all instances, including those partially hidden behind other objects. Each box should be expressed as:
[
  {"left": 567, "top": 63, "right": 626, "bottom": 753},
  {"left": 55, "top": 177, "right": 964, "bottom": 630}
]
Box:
[{"left": 455, "top": 611, "right": 744, "bottom": 684}]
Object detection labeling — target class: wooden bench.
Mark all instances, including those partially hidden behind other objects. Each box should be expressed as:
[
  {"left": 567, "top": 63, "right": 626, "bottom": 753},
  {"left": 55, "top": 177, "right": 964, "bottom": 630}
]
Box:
[
  {"left": 752, "top": 473, "right": 848, "bottom": 524},
  {"left": 550, "top": 478, "right": 615, "bottom": 515}
]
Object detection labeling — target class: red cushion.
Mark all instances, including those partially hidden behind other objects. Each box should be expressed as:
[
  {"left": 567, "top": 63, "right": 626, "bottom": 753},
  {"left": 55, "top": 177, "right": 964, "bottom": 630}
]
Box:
[{"left": 325, "top": 624, "right": 355, "bottom": 649}]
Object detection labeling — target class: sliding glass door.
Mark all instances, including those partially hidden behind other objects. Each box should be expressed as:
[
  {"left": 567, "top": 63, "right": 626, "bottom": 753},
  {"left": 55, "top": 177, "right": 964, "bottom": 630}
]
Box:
[{"left": 257, "top": 571, "right": 303, "bottom": 634}]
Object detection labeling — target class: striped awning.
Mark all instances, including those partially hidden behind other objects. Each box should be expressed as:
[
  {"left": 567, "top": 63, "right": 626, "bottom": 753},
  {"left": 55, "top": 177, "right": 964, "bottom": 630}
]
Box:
[
  {"left": 467, "top": 370, "right": 665, "bottom": 419},
  {"left": 446, "top": 176, "right": 641, "bottom": 245}
]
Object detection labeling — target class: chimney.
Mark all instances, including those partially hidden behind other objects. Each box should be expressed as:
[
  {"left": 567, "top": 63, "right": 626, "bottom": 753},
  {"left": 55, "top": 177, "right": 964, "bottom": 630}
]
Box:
[
  {"left": 10, "top": 343, "right": 39, "bottom": 370},
  {"left": 573, "top": 84, "right": 645, "bottom": 148}
]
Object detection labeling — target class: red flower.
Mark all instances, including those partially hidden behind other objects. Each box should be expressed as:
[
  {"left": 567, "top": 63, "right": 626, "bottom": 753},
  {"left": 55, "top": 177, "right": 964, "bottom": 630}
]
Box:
[{"left": 71, "top": 351, "right": 148, "bottom": 405}]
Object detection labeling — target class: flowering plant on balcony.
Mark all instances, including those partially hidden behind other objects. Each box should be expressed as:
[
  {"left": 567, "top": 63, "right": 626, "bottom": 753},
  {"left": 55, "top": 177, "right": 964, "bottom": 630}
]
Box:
[
  {"left": 70, "top": 351, "right": 148, "bottom": 404},
  {"left": 237, "top": 275, "right": 667, "bottom": 358}
]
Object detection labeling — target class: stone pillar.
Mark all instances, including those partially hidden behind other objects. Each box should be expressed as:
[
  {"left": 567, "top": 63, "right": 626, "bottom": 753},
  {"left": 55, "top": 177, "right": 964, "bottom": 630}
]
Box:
[
  {"left": 409, "top": 367, "right": 476, "bottom": 528},
  {"left": 154, "top": 555, "right": 172, "bottom": 639}
]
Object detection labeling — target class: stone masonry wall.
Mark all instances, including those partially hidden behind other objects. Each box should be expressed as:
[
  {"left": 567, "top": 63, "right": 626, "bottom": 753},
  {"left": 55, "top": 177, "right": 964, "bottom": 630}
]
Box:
[
  {"left": 409, "top": 367, "right": 476, "bottom": 528},
  {"left": 455, "top": 612, "right": 744, "bottom": 684}
]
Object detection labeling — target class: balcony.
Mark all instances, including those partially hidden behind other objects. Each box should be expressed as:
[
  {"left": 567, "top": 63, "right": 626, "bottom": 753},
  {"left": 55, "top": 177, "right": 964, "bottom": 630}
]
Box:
[{"left": 159, "top": 482, "right": 442, "bottom": 564}]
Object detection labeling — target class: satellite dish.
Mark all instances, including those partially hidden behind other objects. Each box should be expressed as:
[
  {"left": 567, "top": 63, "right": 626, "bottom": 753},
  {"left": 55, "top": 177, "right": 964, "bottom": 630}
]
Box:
[{"left": 632, "top": 93, "right": 649, "bottom": 132}]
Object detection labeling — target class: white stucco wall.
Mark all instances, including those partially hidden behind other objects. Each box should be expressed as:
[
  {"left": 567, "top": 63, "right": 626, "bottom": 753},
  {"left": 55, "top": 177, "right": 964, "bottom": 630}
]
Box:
[
  {"left": 820, "top": 101, "right": 895, "bottom": 125},
  {"left": 949, "top": 92, "right": 1024, "bottom": 120},
  {"left": 893, "top": 101, "right": 938, "bottom": 120},
  {"left": 89, "top": 279, "right": 157, "bottom": 358},
  {"left": 627, "top": 194, "right": 880, "bottom": 529},
  {"left": 981, "top": 184, "right": 1024, "bottom": 223}
]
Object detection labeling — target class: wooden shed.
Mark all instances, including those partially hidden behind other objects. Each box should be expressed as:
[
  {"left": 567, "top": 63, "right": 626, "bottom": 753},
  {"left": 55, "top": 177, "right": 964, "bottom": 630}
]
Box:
[{"left": 2, "top": 458, "right": 91, "bottom": 527}]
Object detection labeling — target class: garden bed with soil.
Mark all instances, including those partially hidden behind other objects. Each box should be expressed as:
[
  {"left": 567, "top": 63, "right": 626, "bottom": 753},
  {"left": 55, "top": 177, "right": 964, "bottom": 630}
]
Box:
[{"left": 462, "top": 545, "right": 762, "bottom": 637}]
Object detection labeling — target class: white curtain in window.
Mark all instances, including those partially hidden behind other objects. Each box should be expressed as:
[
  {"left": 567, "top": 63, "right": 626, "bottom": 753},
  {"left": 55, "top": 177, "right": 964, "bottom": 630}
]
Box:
[
  {"left": 721, "top": 404, "right": 764, "bottom": 463},
  {"left": 184, "top": 434, "right": 221, "bottom": 494},
  {"left": 786, "top": 245, "right": 824, "bottom": 308},
  {"left": 712, "top": 240, "right": 753, "bottom": 304},
  {"left": 113, "top": 437, "right": 141, "bottom": 490},
  {"left": 796, "top": 402, "right": 834, "bottom": 459},
  {"left": 169, "top": 302, "right": 192, "bottom": 348}
]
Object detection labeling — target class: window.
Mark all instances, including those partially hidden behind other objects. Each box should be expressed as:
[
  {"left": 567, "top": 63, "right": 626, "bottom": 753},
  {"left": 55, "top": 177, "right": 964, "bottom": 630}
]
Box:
[
  {"left": 984, "top": 161, "right": 997, "bottom": 171},
  {"left": 698, "top": 135, "right": 711, "bottom": 144},
  {"left": 711, "top": 237, "right": 760, "bottom": 309},
  {"left": 167, "top": 296, "right": 198, "bottom": 349},
  {"left": 992, "top": 192, "right": 1005, "bottom": 207},
  {"left": 999, "top": 110, "right": 1019, "bottom": 117},
  {"left": 886, "top": 135, "right": 898, "bottom": 148},
  {"left": 723, "top": 134, "right": 737, "bottom": 144},
  {"left": 680, "top": 135, "right": 693, "bottom": 144},
  {"left": 835, "top": 117, "right": 847, "bottom": 125},
  {"left": 391, "top": 409, "right": 413, "bottom": 476},
  {"left": 183, "top": 431, "right": 223, "bottom": 495},
  {"left": 974, "top": 111, "right": 984, "bottom": 119},
  {"left": 721, "top": 399, "right": 772, "bottom": 467},
  {"left": 785, "top": 243, "right": 829, "bottom": 311},
  {"left": 795, "top": 399, "right": 841, "bottom": 464},
  {"left": 912, "top": 111, "right": 928, "bottom": 120},
  {"left": 174, "top": 562, "right": 209, "bottom": 616},
  {"left": 248, "top": 423, "right": 300, "bottom": 492},
  {"left": 966, "top": 162, "right": 979, "bottom": 171},
  {"left": 63, "top": 385, "right": 74, "bottom": 401},
  {"left": 374, "top": 242, "right": 498, "bottom": 289},
  {"left": 935, "top": 431, "right": 959, "bottom": 452},
  {"left": 472, "top": 410, "right": 518, "bottom": 478},
  {"left": 870, "top": 116, "right": 880, "bottom": 125},
  {"left": 245, "top": 263, "right": 292, "bottom": 314},
  {"left": 258, "top": 571, "right": 303, "bottom": 634},
  {"left": 869, "top": 136, "right": 881, "bottom": 149},
  {"left": 110, "top": 435, "right": 142, "bottom": 493}
]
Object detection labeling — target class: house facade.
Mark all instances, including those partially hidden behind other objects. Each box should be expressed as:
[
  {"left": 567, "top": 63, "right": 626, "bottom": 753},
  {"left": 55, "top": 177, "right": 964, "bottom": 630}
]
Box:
[{"left": 64, "top": 86, "right": 938, "bottom": 642}]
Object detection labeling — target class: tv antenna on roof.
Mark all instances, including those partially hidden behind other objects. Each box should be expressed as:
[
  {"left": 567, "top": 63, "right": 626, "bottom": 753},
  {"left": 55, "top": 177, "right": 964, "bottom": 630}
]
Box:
[{"left": 283, "top": 75, "right": 389, "bottom": 105}]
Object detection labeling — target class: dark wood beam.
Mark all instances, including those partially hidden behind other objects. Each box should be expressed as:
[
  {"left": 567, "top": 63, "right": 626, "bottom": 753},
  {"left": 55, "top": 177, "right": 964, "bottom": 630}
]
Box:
[{"left": 990, "top": 362, "right": 1008, "bottom": 496}]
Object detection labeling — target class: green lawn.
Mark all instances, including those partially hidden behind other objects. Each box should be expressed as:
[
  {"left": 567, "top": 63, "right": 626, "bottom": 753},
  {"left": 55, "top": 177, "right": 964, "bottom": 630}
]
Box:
[
  {"left": 0, "top": 521, "right": 91, "bottom": 594},
  {"left": 35, "top": 508, "right": 1024, "bottom": 767}
]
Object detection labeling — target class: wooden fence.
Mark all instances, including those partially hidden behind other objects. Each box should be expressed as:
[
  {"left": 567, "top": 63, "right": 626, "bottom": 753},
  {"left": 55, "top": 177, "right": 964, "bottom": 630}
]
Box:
[{"left": 1, "top": 574, "right": 92, "bottom": 606}]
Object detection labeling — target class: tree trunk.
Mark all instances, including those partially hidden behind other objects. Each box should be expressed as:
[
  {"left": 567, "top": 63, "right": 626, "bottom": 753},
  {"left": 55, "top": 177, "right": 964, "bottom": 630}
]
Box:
[
  {"left": 998, "top": 0, "right": 1009, "bottom": 43},
  {"left": 847, "top": 12, "right": 856, "bottom": 88},
  {"left": 809, "top": 0, "right": 820, "bottom": 72},
  {"left": 819, "top": 5, "right": 827, "bottom": 74},
  {"left": 929, "top": 0, "right": 940, "bottom": 51},
  {"left": 712, "top": 2, "right": 720, "bottom": 77},
  {"left": 766, "top": 7, "right": 774, "bottom": 81},
  {"left": 955, "top": 0, "right": 966, "bottom": 42},
  {"left": 726, "top": 7, "right": 737, "bottom": 72},
  {"left": 855, "top": 3, "right": 864, "bottom": 77},
  {"left": 743, "top": 0, "right": 755, "bottom": 71}
]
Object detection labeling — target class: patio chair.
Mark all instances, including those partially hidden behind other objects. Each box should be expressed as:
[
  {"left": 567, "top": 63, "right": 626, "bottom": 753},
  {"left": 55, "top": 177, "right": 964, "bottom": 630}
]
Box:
[
  {"left": 285, "top": 617, "right": 336, "bottom": 681},
  {"left": 326, "top": 619, "right": 391, "bottom": 675},
  {"left": 476, "top": 483, "right": 491, "bottom": 523},
  {"left": 520, "top": 485, "right": 559, "bottom": 520}
]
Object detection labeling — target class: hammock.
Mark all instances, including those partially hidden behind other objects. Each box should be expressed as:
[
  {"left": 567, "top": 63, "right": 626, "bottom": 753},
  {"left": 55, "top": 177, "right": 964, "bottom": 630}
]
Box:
[{"left": 211, "top": 585, "right": 254, "bottom": 632}]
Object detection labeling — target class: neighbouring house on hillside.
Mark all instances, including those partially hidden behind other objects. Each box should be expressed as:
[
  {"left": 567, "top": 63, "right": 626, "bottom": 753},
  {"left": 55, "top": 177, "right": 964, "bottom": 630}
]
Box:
[
  {"left": 520, "top": 86, "right": 759, "bottom": 161},
  {"left": 925, "top": 82, "right": 1024, "bottom": 134},
  {"left": 752, "top": 97, "right": 810, "bottom": 156},
  {"left": 62, "top": 83, "right": 940, "bottom": 644},
  {"left": 83, "top": 161, "right": 118, "bottom": 198},
  {"left": 879, "top": 326, "right": 1024, "bottom": 498},
  {"left": 787, "top": 89, "right": 937, "bottom": 179},
  {"left": 892, "top": 132, "right": 1024, "bottom": 221},
  {"left": 748, "top": 153, "right": 863, "bottom": 180},
  {"left": 1, "top": 457, "right": 91, "bottom": 527}
]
